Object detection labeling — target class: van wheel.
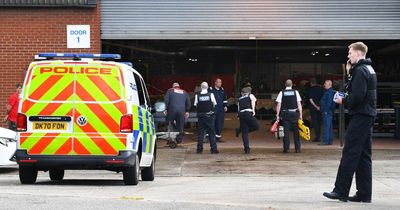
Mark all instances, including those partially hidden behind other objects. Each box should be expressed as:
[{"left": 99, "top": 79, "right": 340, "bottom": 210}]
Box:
[
  {"left": 141, "top": 152, "right": 156, "bottom": 181},
  {"left": 123, "top": 154, "right": 140, "bottom": 185},
  {"left": 49, "top": 169, "right": 64, "bottom": 181},
  {"left": 19, "top": 166, "right": 38, "bottom": 184}
]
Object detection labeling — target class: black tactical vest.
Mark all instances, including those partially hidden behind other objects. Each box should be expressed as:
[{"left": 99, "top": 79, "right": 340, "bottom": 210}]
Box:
[
  {"left": 281, "top": 89, "right": 297, "bottom": 110},
  {"left": 239, "top": 95, "right": 252, "bottom": 111},
  {"left": 196, "top": 92, "right": 214, "bottom": 113}
]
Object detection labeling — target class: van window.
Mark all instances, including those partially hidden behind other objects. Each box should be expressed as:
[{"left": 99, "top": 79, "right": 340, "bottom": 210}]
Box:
[{"left": 133, "top": 73, "right": 146, "bottom": 106}]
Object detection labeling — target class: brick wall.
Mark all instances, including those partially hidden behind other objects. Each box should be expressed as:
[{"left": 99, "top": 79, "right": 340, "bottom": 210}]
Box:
[{"left": 0, "top": 4, "right": 101, "bottom": 128}]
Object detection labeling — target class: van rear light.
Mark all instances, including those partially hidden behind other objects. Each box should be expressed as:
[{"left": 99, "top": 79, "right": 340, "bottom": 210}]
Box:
[
  {"left": 120, "top": 114, "right": 133, "bottom": 133},
  {"left": 17, "top": 113, "right": 27, "bottom": 132}
]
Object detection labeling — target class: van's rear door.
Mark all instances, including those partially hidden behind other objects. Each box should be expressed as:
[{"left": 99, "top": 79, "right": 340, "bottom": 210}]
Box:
[
  {"left": 72, "top": 62, "right": 127, "bottom": 155},
  {"left": 20, "top": 62, "right": 75, "bottom": 155}
]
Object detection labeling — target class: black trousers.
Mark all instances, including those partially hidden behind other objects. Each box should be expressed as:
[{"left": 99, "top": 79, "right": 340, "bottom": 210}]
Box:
[
  {"left": 309, "top": 107, "right": 321, "bottom": 141},
  {"left": 239, "top": 112, "right": 259, "bottom": 150},
  {"left": 197, "top": 114, "right": 218, "bottom": 152},
  {"left": 167, "top": 110, "right": 185, "bottom": 142},
  {"left": 333, "top": 115, "right": 375, "bottom": 198},
  {"left": 281, "top": 111, "right": 300, "bottom": 151}
]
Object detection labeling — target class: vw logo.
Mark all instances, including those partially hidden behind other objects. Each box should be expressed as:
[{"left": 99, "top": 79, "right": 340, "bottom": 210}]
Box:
[{"left": 77, "top": 115, "right": 87, "bottom": 126}]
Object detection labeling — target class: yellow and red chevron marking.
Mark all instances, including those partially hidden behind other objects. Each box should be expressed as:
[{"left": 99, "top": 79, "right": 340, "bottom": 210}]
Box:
[
  {"left": 19, "top": 62, "right": 128, "bottom": 156},
  {"left": 74, "top": 134, "right": 126, "bottom": 155},
  {"left": 20, "top": 133, "right": 73, "bottom": 155},
  {"left": 73, "top": 102, "right": 127, "bottom": 155},
  {"left": 72, "top": 64, "right": 127, "bottom": 155}
]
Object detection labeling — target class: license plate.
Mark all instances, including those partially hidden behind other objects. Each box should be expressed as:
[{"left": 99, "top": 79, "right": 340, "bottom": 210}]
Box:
[{"left": 33, "top": 122, "right": 67, "bottom": 130}]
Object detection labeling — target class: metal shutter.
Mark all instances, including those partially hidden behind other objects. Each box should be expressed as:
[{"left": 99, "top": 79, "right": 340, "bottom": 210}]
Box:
[{"left": 101, "top": 0, "right": 400, "bottom": 40}]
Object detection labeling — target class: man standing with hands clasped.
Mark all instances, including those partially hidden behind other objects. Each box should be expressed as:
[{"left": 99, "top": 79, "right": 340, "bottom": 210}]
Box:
[
  {"left": 209, "top": 78, "right": 228, "bottom": 143},
  {"left": 323, "top": 42, "right": 377, "bottom": 203}
]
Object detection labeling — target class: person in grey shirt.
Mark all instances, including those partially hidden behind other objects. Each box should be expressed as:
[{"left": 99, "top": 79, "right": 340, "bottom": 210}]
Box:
[{"left": 164, "top": 82, "right": 191, "bottom": 144}]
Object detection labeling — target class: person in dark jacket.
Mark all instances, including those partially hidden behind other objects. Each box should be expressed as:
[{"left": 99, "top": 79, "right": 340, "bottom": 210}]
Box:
[
  {"left": 324, "top": 42, "right": 377, "bottom": 203},
  {"left": 319, "top": 80, "right": 336, "bottom": 145},
  {"left": 209, "top": 78, "right": 228, "bottom": 143},
  {"left": 306, "top": 78, "right": 324, "bottom": 142},
  {"left": 164, "top": 82, "right": 191, "bottom": 144}
]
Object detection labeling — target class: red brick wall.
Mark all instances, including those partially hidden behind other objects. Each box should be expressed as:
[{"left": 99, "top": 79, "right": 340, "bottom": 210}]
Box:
[{"left": 0, "top": 4, "right": 101, "bottom": 128}]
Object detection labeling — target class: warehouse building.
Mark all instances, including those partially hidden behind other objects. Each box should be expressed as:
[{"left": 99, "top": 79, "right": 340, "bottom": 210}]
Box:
[{"left": 1, "top": 0, "right": 399, "bottom": 135}]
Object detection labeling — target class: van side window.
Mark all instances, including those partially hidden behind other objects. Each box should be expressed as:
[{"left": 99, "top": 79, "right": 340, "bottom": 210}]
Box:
[{"left": 133, "top": 73, "right": 146, "bottom": 106}]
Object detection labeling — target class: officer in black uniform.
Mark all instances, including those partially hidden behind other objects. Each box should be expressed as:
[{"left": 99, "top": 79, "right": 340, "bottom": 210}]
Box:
[
  {"left": 209, "top": 78, "right": 228, "bottom": 143},
  {"left": 237, "top": 87, "right": 259, "bottom": 154},
  {"left": 275, "top": 79, "right": 303, "bottom": 153},
  {"left": 164, "top": 82, "right": 191, "bottom": 144},
  {"left": 194, "top": 82, "right": 219, "bottom": 154},
  {"left": 324, "top": 42, "right": 377, "bottom": 203},
  {"left": 306, "top": 78, "right": 324, "bottom": 142}
]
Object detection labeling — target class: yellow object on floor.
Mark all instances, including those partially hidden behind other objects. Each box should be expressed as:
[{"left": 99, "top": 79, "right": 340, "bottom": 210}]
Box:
[{"left": 298, "top": 120, "right": 311, "bottom": 141}]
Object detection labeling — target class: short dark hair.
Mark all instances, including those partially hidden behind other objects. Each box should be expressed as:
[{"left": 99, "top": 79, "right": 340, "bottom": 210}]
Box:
[
  {"left": 16, "top": 84, "right": 22, "bottom": 88},
  {"left": 349, "top": 42, "right": 368, "bottom": 56}
]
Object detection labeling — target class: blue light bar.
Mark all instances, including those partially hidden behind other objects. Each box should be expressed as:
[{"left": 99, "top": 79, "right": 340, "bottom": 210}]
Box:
[{"left": 37, "top": 53, "right": 121, "bottom": 59}]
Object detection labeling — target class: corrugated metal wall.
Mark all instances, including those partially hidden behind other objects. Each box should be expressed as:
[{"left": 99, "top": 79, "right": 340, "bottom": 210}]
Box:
[{"left": 101, "top": 0, "right": 400, "bottom": 40}]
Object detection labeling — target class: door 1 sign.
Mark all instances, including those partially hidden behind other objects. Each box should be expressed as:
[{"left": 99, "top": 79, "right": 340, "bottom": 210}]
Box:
[{"left": 67, "top": 25, "right": 90, "bottom": 48}]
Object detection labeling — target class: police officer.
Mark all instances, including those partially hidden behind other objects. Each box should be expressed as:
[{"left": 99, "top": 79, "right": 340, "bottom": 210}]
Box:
[
  {"left": 209, "top": 78, "right": 228, "bottom": 143},
  {"left": 324, "top": 42, "right": 377, "bottom": 203},
  {"left": 237, "top": 87, "right": 259, "bottom": 154},
  {"left": 194, "top": 82, "right": 219, "bottom": 154},
  {"left": 164, "top": 82, "right": 191, "bottom": 144},
  {"left": 275, "top": 79, "right": 303, "bottom": 153},
  {"left": 306, "top": 78, "right": 324, "bottom": 142}
]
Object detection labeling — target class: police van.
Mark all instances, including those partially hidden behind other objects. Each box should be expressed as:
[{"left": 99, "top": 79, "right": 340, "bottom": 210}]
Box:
[{"left": 15, "top": 53, "right": 156, "bottom": 185}]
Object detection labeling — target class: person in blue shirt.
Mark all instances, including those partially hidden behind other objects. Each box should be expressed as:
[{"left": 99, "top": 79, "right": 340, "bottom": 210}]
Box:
[{"left": 320, "top": 80, "right": 336, "bottom": 145}]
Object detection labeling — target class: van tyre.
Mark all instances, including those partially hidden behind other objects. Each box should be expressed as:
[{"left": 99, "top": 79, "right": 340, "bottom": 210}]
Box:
[
  {"left": 141, "top": 152, "right": 156, "bottom": 181},
  {"left": 19, "top": 166, "right": 38, "bottom": 184},
  {"left": 123, "top": 154, "right": 140, "bottom": 185},
  {"left": 49, "top": 169, "right": 64, "bottom": 181}
]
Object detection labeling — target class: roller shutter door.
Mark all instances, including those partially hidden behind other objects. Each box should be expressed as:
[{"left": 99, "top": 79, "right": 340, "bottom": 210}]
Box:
[{"left": 101, "top": 0, "right": 400, "bottom": 40}]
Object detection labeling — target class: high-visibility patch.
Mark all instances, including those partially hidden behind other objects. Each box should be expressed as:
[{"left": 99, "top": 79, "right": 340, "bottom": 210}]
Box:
[
  {"left": 133, "top": 130, "right": 139, "bottom": 150},
  {"left": 20, "top": 133, "right": 72, "bottom": 155}
]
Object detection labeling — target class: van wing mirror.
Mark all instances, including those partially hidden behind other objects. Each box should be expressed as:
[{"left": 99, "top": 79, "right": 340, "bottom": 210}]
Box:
[{"left": 154, "top": 102, "right": 166, "bottom": 112}]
